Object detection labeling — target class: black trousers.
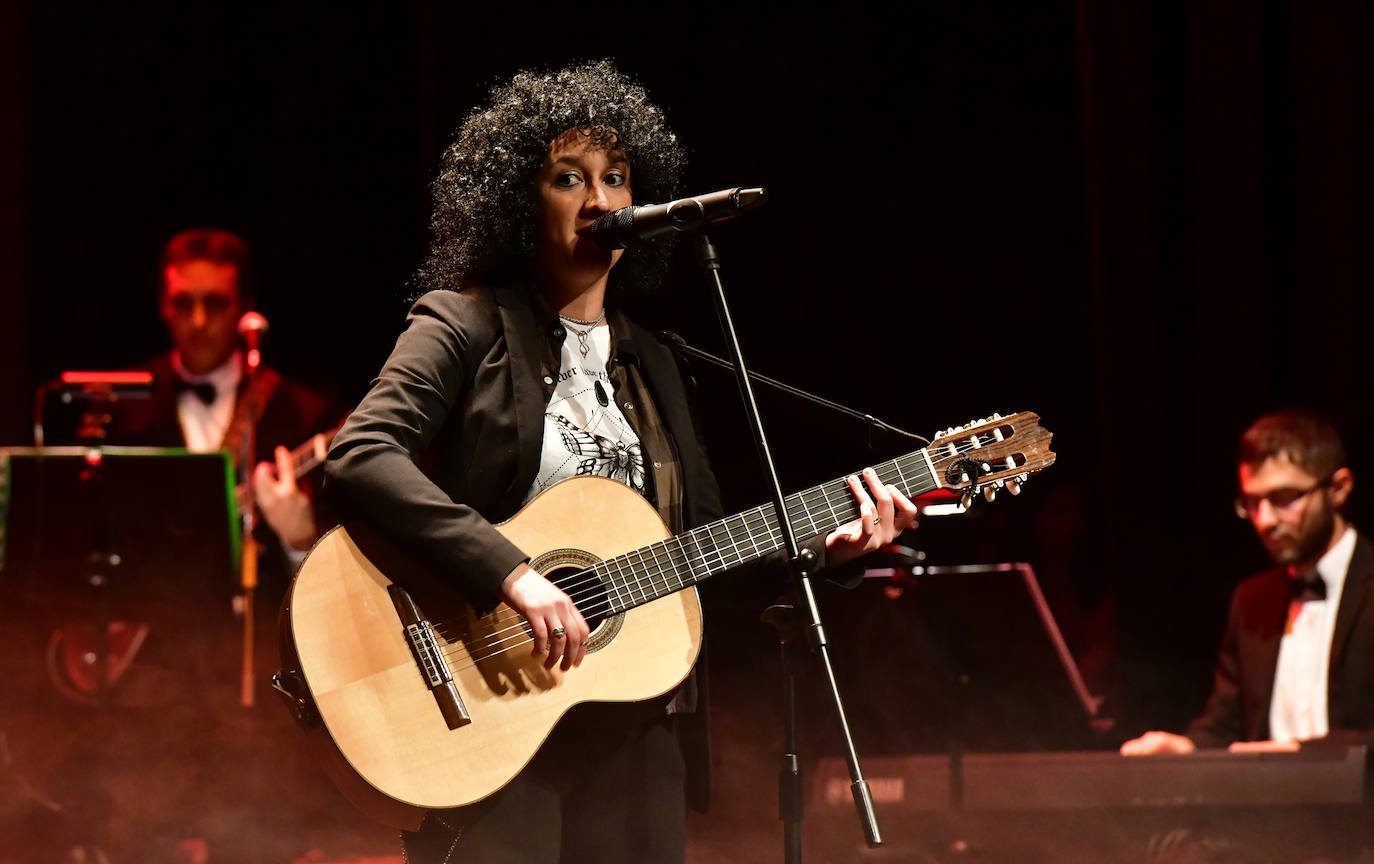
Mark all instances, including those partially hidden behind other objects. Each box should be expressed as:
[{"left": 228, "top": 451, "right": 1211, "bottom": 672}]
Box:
[{"left": 402, "top": 706, "right": 687, "bottom": 864}]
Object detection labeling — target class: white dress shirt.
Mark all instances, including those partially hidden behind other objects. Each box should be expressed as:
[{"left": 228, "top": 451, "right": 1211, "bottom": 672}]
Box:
[
  {"left": 1269, "top": 525, "right": 1356, "bottom": 742},
  {"left": 171, "top": 351, "right": 307, "bottom": 567},
  {"left": 171, "top": 351, "right": 242, "bottom": 453}
]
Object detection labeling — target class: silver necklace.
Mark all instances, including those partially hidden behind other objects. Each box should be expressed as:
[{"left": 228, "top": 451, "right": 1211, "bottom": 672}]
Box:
[{"left": 559, "top": 308, "right": 606, "bottom": 358}]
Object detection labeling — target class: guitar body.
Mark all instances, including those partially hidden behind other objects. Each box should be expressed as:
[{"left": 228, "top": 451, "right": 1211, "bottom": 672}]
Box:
[{"left": 285, "top": 476, "right": 703, "bottom": 826}]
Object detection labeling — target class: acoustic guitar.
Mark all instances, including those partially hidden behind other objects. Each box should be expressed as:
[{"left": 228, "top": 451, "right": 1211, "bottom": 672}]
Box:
[{"left": 277, "top": 412, "right": 1056, "bottom": 829}]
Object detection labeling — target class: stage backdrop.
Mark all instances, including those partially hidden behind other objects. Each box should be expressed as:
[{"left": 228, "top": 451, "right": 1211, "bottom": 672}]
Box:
[{"left": 2, "top": 2, "right": 1371, "bottom": 861}]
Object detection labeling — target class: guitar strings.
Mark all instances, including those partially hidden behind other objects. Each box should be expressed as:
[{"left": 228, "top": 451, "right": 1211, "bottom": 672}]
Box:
[
  {"left": 432, "top": 496, "right": 805, "bottom": 668},
  {"left": 428, "top": 465, "right": 877, "bottom": 668},
  {"left": 431, "top": 433, "right": 1021, "bottom": 667},
  {"left": 425, "top": 435, "right": 1018, "bottom": 671},
  {"left": 432, "top": 451, "right": 921, "bottom": 646},
  {"left": 431, "top": 433, "right": 1017, "bottom": 667}
]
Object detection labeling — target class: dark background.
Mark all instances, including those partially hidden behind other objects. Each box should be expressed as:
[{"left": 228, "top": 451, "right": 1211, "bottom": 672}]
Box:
[{"left": 2, "top": 2, "right": 1372, "bottom": 860}]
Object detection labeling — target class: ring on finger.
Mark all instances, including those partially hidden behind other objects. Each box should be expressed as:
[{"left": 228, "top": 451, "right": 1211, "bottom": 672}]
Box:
[{"left": 551, "top": 625, "right": 566, "bottom": 639}]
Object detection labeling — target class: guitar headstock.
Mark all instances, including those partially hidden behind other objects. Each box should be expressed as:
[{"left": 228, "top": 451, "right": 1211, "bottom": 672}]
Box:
[{"left": 928, "top": 412, "right": 1056, "bottom": 505}]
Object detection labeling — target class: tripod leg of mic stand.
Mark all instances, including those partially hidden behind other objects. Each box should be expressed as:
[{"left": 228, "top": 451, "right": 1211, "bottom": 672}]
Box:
[
  {"left": 239, "top": 536, "right": 258, "bottom": 708},
  {"left": 764, "top": 602, "right": 805, "bottom": 864},
  {"left": 781, "top": 755, "right": 802, "bottom": 862},
  {"left": 780, "top": 715, "right": 803, "bottom": 863}
]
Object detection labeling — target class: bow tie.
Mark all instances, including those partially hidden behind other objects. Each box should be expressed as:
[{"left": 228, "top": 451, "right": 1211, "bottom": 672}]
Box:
[
  {"left": 1290, "top": 570, "right": 1327, "bottom": 602},
  {"left": 175, "top": 377, "right": 217, "bottom": 406}
]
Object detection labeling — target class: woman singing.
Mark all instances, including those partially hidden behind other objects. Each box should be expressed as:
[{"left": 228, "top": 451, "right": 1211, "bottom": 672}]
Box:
[{"left": 324, "top": 59, "right": 915, "bottom": 863}]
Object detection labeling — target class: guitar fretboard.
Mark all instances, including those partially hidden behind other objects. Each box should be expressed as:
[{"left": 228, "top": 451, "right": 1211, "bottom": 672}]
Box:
[
  {"left": 234, "top": 430, "right": 334, "bottom": 511},
  {"left": 591, "top": 448, "right": 939, "bottom": 613},
  {"left": 288, "top": 433, "right": 330, "bottom": 477}
]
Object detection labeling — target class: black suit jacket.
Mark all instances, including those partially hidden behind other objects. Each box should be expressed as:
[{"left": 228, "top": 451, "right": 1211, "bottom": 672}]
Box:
[
  {"left": 1186, "top": 530, "right": 1374, "bottom": 747},
  {"left": 116, "top": 352, "right": 337, "bottom": 468}
]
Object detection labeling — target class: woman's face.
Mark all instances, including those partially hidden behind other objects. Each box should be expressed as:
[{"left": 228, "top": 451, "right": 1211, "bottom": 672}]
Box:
[{"left": 532, "top": 129, "right": 632, "bottom": 292}]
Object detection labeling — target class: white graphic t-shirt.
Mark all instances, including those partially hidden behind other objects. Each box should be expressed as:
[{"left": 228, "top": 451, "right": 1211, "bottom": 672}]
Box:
[{"left": 524, "top": 321, "right": 646, "bottom": 503}]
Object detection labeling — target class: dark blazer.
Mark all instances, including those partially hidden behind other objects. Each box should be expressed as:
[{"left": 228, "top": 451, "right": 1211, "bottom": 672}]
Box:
[
  {"left": 1186, "top": 530, "right": 1374, "bottom": 747},
  {"left": 324, "top": 284, "right": 739, "bottom": 613},
  {"left": 325, "top": 284, "right": 837, "bottom": 813}
]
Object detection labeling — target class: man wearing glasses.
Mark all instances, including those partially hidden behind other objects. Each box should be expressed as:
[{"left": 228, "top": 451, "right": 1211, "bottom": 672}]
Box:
[{"left": 1121, "top": 409, "right": 1373, "bottom": 754}]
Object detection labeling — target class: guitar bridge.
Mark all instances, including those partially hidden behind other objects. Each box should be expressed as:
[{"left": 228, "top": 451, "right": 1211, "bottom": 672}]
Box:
[
  {"left": 406, "top": 621, "right": 449, "bottom": 688},
  {"left": 389, "top": 585, "right": 472, "bottom": 730}
]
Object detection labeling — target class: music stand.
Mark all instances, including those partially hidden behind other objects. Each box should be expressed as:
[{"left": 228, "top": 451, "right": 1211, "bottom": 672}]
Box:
[
  {"left": 0, "top": 446, "right": 240, "bottom": 707},
  {"left": 806, "top": 562, "right": 1102, "bottom": 860},
  {"left": 901, "top": 562, "right": 1101, "bottom": 753}
]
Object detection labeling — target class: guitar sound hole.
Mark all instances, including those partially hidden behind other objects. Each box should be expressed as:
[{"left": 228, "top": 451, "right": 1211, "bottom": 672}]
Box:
[{"left": 548, "top": 566, "right": 611, "bottom": 632}]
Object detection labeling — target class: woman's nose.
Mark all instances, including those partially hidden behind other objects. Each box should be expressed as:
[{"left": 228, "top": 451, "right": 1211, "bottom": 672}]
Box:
[{"left": 583, "top": 181, "right": 612, "bottom": 215}]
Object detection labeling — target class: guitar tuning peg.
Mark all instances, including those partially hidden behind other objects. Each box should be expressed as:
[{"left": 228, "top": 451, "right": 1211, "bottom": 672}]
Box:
[
  {"left": 1006, "top": 478, "right": 1022, "bottom": 496},
  {"left": 992, "top": 412, "right": 1002, "bottom": 419},
  {"left": 983, "top": 485, "right": 997, "bottom": 503},
  {"left": 960, "top": 490, "right": 974, "bottom": 509}
]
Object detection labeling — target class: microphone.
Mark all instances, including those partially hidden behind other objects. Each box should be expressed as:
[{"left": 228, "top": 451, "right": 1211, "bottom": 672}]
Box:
[
  {"left": 588, "top": 186, "right": 768, "bottom": 249},
  {"left": 237, "top": 311, "right": 270, "bottom": 371}
]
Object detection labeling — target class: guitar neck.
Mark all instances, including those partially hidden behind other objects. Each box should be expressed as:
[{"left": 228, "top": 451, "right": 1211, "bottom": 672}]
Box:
[
  {"left": 234, "top": 430, "right": 335, "bottom": 511},
  {"left": 286, "top": 432, "right": 330, "bottom": 478},
  {"left": 592, "top": 447, "right": 941, "bottom": 614}
]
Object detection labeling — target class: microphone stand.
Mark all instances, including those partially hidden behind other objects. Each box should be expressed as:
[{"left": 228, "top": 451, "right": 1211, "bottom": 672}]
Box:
[
  {"left": 761, "top": 601, "right": 805, "bottom": 862},
  {"left": 693, "top": 234, "right": 882, "bottom": 858},
  {"left": 77, "top": 408, "right": 115, "bottom": 708},
  {"left": 238, "top": 347, "right": 261, "bottom": 708},
  {"left": 657, "top": 331, "right": 925, "bottom": 445}
]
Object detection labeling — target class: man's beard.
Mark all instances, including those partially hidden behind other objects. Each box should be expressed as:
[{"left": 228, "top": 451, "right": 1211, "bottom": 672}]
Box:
[{"left": 1264, "top": 502, "right": 1337, "bottom": 566}]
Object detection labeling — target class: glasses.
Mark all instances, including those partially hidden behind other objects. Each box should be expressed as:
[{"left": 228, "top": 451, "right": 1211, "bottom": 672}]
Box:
[{"left": 1233, "top": 475, "right": 1332, "bottom": 520}]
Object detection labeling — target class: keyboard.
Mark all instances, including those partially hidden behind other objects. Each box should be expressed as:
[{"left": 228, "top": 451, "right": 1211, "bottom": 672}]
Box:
[
  {"left": 818, "top": 746, "right": 1367, "bottom": 812},
  {"left": 810, "top": 748, "right": 1369, "bottom": 863}
]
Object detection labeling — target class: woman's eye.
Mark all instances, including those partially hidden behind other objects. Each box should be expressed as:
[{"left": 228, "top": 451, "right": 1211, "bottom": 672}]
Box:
[
  {"left": 604, "top": 172, "right": 627, "bottom": 187},
  {"left": 554, "top": 172, "right": 581, "bottom": 188}
]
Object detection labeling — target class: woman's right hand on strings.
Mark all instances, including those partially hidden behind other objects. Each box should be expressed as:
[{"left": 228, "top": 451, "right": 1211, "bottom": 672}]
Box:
[{"left": 500, "top": 562, "right": 589, "bottom": 671}]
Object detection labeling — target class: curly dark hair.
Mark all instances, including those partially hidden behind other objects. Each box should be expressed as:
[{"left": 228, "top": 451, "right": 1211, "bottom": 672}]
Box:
[{"left": 417, "top": 59, "right": 685, "bottom": 297}]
